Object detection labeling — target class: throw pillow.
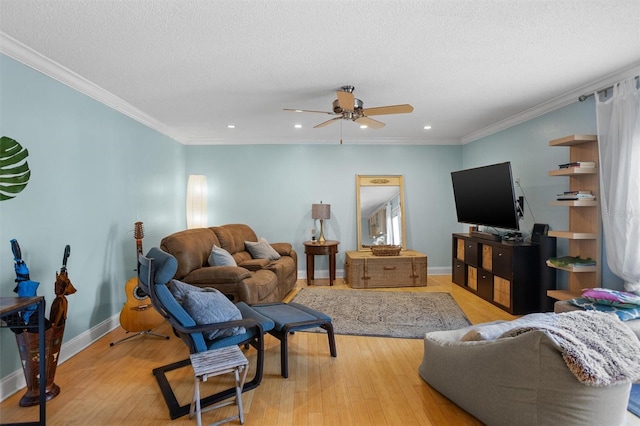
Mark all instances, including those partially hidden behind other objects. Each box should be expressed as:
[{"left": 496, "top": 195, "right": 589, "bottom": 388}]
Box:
[
  {"left": 208, "top": 245, "right": 237, "bottom": 267},
  {"left": 568, "top": 297, "right": 640, "bottom": 321},
  {"left": 581, "top": 288, "right": 640, "bottom": 308},
  {"left": 181, "top": 289, "right": 245, "bottom": 340},
  {"left": 245, "top": 238, "right": 281, "bottom": 260},
  {"left": 169, "top": 279, "right": 210, "bottom": 302}
]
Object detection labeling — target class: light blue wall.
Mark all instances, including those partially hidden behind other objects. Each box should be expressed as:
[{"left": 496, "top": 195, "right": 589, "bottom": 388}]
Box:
[
  {"left": 186, "top": 144, "right": 462, "bottom": 272},
  {"left": 463, "top": 100, "right": 623, "bottom": 292},
  {"left": 0, "top": 51, "right": 625, "bottom": 388},
  {"left": 0, "top": 55, "right": 186, "bottom": 377}
]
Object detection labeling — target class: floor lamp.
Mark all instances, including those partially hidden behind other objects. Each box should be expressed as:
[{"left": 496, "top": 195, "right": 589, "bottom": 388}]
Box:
[{"left": 186, "top": 175, "right": 208, "bottom": 229}]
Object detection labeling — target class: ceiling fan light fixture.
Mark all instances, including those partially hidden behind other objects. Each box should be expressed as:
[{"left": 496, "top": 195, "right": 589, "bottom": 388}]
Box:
[
  {"left": 423, "top": 125, "right": 432, "bottom": 130},
  {"left": 294, "top": 124, "right": 302, "bottom": 128},
  {"left": 284, "top": 85, "right": 412, "bottom": 130},
  {"left": 227, "top": 124, "right": 235, "bottom": 129},
  {"left": 332, "top": 98, "right": 363, "bottom": 114}
]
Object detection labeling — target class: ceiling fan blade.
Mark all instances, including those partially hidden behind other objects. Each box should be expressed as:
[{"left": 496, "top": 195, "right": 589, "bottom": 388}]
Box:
[
  {"left": 283, "top": 108, "right": 335, "bottom": 115},
  {"left": 314, "top": 117, "right": 342, "bottom": 128},
  {"left": 355, "top": 116, "right": 385, "bottom": 129},
  {"left": 336, "top": 90, "right": 355, "bottom": 111},
  {"left": 362, "top": 104, "right": 414, "bottom": 116}
]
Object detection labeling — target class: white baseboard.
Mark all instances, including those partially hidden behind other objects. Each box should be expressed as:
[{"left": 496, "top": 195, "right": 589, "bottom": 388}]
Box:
[
  {"left": 297, "top": 268, "right": 345, "bottom": 279},
  {"left": 298, "top": 267, "right": 452, "bottom": 279},
  {"left": 429, "top": 266, "right": 452, "bottom": 275},
  {"left": 0, "top": 314, "right": 120, "bottom": 401}
]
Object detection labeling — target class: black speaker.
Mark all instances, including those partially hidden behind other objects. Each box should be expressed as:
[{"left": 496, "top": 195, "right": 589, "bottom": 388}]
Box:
[{"left": 531, "top": 223, "right": 549, "bottom": 244}]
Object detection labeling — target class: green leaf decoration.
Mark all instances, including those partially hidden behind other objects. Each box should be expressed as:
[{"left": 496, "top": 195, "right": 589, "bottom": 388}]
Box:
[{"left": 0, "top": 136, "right": 31, "bottom": 201}]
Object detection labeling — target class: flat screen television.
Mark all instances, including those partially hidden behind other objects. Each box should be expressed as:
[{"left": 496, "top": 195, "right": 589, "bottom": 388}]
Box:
[{"left": 451, "top": 161, "right": 520, "bottom": 231}]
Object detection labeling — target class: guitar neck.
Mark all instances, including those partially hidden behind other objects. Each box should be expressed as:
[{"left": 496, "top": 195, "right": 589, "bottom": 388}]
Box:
[{"left": 133, "top": 222, "right": 144, "bottom": 259}]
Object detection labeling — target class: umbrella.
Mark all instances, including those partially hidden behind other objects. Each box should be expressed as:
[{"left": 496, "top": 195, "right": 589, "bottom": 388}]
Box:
[
  {"left": 10, "top": 239, "right": 40, "bottom": 325},
  {"left": 50, "top": 245, "right": 76, "bottom": 327}
]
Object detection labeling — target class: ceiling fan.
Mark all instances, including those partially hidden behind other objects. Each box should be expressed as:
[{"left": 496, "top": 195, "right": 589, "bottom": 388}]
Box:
[{"left": 284, "top": 85, "right": 413, "bottom": 129}]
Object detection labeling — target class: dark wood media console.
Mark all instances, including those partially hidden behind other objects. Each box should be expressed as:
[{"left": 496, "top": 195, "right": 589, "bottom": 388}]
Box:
[{"left": 452, "top": 233, "right": 556, "bottom": 314}]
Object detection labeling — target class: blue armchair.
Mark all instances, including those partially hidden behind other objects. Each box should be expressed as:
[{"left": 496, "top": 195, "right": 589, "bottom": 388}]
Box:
[{"left": 138, "top": 247, "right": 275, "bottom": 420}]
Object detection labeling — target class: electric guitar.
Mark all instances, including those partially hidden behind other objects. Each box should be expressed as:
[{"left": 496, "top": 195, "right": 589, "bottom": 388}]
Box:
[{"left": 118, "top": 222, "right": 165, "bottom": 332}]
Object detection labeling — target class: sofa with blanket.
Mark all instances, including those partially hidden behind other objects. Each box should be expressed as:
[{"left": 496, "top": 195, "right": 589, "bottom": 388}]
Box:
[
  {"left": 419, "top": 311, "right": 640, "bottom": 426},
  {"left": 160, "top": 224, "right": 297, "bottom": 305},
  {"left": 554, "top": 287, "right": 640, "bottom": 340}
]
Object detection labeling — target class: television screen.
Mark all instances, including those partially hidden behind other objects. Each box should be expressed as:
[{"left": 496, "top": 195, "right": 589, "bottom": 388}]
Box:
[{"left": 451, "top": 162, "right": 520, "bottom": 231}]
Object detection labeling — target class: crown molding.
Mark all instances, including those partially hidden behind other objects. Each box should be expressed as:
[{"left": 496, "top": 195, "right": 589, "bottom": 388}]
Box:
[
  {"left": 461, "top": 62, "right": 640, "bottom": 144},
  {"left": 3, "top": 31, "right": 638, "bottom": 147},
  {"left": 0, "top": 32, "right": 187, "bottom": 144}
]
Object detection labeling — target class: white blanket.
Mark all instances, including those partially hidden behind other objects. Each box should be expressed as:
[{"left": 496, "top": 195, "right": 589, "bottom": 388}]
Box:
[{"left": 500, "top": 310, "right": 640, "bottom": 386}]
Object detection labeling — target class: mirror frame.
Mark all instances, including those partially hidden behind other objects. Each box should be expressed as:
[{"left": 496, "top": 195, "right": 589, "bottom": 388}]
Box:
[{"left": 356, "top": 175, "right": 406, "bottom": 251}]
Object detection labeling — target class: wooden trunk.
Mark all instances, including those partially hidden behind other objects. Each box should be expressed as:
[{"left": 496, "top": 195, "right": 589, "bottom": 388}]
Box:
[{"left": 344, "top": 250, "right": 427, "bottom": 288}]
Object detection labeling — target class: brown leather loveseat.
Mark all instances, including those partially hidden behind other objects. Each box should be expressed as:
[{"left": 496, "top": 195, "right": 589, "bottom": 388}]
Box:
[{"left": 160, "top": 224, "right": 297, "bottom": 304}]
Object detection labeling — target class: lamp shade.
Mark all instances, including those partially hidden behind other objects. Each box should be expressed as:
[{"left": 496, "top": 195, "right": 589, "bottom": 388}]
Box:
[
  {"left": 186, "top": 175, "right": 207, "bottom": 229},
  {"left": 312, "top": 203, "right": 331, "bottom": 220}
]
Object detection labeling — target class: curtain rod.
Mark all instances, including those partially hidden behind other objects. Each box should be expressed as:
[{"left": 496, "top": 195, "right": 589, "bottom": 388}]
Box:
[{"left": 579, "top": 75, "right": 640, "bottom": 102}]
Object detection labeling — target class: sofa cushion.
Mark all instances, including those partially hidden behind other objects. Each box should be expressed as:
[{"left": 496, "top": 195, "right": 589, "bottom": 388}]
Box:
[
  {"left": 209, "top": 245, "right": 237, "bottom": 267},
  {"left": 270, "top": 242, "right": 293, "bottom": 256},
  {"left": 238, "top": 258, "right": 271, "bottom": 271},
  {"left": 213, "top": 224, "right": 258, "bottom": 254},
  {"left": 245, "top": 238, "right": 281, "bottom": 260},
  {"left": 169, "top": 279, "right": 245, "bottom": 340},
  {"left": 183, "top": 266, "right": 252, "bottom": 285},
  {"left": 160, "top": 228, "right": 220, "bottom": 280}
]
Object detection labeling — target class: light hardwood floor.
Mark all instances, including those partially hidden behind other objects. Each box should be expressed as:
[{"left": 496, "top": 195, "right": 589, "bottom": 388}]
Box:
[{"left": 1, "top": 275, "right": 638, "bottom": 425}]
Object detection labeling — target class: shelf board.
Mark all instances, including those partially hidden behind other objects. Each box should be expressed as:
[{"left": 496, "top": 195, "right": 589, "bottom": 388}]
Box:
[
  {"left": 549, "top": 134, "right": 597, "bottom": 147},
  {"left": 547, "top": 231, "right": 597, "bottom": 239},
  {"left": 549, "top": 168, "right": 597, "bottom": 176},
  {"left": 547, "top": 290, "right": 580, "bottom": 301},
  {"left": 546, "top": 260, "right": 596, "bottom": 272},
  {"left": 550, "top": 200, "right": 598, "bottom": 207}
]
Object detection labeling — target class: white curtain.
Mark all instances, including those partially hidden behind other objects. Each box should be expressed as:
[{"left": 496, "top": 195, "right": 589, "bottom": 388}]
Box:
[{"left": 595, "top": 77, "right": 640, "bottom": 293}]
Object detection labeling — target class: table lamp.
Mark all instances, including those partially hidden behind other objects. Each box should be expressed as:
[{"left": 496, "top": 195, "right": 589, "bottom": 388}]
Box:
[{"left": 312, "top": 202, "right": 331, "bottom": 243}]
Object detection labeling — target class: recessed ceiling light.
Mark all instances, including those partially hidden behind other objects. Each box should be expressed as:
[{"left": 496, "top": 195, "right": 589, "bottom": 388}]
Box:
[
  {"left": 423, "top": 125, "right": 432, "bottom": 130},
  {"left": 227, "top": 124, "right": 235, "bottom": 129},
  {"left": 294, "top": 124, "right": 302, "bottom": 129},
  {"left": 360, "top": 125, "right": 368, "bottom": 129}
]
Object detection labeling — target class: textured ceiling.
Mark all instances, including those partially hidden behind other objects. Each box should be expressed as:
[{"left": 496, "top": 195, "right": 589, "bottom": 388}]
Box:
[{"left": 1, "top": 0, "right": 639, "bottom": 145}]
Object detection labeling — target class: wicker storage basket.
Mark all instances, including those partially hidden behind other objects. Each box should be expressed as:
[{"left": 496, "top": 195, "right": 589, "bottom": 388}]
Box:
[{"left": 371, "top": 245, "right": 402, "bottom": 256}]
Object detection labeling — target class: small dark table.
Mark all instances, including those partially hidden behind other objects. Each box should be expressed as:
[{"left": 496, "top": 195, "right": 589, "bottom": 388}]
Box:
[{"left": 303, "top": 240, "right": 339, "bottom": 286}]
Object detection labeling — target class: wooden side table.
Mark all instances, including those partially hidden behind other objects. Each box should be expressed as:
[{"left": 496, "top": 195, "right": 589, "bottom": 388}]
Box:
[{"left": 303, "top": 240, "right": 339, "bottom": 286}]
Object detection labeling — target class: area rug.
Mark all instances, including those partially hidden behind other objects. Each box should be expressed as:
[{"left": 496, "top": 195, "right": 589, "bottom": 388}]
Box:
[{"left": 290, "top": 288, "right": 470, "bottom": 338}]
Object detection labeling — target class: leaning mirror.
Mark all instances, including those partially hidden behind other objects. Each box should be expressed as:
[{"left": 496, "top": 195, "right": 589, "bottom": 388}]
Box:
[{"left": 356, "top": 175, "right": 406, "bottom": 251}]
